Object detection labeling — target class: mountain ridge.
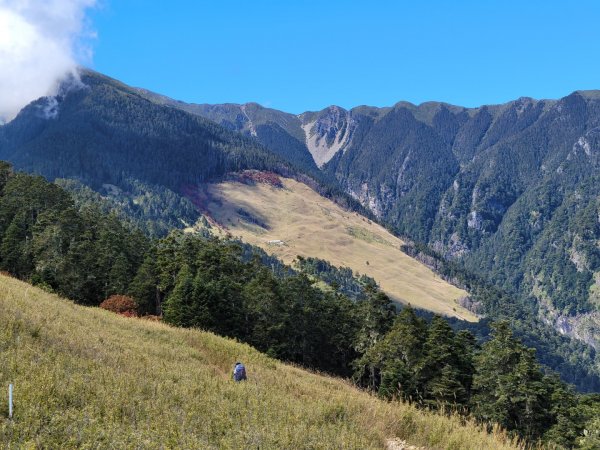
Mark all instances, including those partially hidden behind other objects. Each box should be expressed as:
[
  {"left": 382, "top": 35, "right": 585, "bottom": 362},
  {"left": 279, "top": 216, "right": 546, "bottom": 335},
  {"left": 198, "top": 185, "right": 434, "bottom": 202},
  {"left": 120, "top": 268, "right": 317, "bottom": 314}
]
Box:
[{"left": 166, "top": 87, "right": 600, "bottom": 360}]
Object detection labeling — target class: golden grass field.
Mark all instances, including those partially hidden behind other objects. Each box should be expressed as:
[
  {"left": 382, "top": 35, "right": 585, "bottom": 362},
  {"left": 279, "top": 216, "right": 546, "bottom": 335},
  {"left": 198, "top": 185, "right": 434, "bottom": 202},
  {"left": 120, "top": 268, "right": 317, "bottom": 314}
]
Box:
[
  {"left": 203, "top": 178, "right": 477, "bottom": 322},
  {"left": 0, "top": 275, "right": 521, "bottom": 449}
]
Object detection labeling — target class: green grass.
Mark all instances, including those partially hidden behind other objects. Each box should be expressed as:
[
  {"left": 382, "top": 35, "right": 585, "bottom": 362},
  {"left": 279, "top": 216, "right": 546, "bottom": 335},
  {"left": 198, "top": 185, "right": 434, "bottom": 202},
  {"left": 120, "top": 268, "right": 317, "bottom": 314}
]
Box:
[
  {"left": 346, "top": 226, "right": 392, "bottom": 246},
  {"left": 0, "top": 275, "right": 520, "bottom": 449}
]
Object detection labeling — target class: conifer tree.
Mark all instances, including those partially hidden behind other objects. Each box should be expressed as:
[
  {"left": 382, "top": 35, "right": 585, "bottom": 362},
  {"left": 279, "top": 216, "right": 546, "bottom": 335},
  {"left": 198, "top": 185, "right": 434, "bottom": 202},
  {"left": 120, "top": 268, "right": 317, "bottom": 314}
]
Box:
[
  {"left": 129, "top": 250, "right": 160, "bottom": 315},
  {"left": 355, "top": 306, "right": 426, "bottom": 397},
  {"left": 472, "top": 321, "right": 551, "bottom": 440},
  {"left": 163, "top": 264, "right": 195, "bottom": 327},
  {"left": 419, "top": 316, "right": 468, "bottom": 408},
  {"left": 108, "top": 252, "right": 131, "bottom": 296},
  {"left": 0, "top": 212, "right": 30, "bottom": 276},
  {"left": 354, "top": 287, "right": 396, "bottom": 355},
  {"left": 242, "top": 266, "right": 284, "bottom": 355}
]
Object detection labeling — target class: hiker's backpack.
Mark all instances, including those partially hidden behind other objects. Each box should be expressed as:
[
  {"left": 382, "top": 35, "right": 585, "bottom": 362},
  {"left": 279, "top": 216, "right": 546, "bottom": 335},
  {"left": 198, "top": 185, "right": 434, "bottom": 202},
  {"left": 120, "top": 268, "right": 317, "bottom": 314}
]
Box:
[{"left": 234, "top": 363, "right": 247, "bottom": 381}]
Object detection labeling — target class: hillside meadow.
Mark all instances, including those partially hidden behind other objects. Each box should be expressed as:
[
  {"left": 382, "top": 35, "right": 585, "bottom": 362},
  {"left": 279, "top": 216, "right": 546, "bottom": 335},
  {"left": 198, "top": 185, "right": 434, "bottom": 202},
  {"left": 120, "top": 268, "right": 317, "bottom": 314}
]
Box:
[
  {"left": 201, "top": 178, "right": 476, "bottom": 322},
  {"left": 0, "top": 275, "right": 525, "bottom": 449}
]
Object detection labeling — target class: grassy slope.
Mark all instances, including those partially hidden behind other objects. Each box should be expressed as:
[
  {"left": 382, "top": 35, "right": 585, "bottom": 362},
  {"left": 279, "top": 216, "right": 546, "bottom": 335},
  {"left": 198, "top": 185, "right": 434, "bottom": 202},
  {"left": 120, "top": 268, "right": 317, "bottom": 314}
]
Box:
[
  {"left": 0, "top": 275, "right": 519, "bottom": 449},
  {"left": 202, "top": 178, "right": 476, "bottom": 321}
]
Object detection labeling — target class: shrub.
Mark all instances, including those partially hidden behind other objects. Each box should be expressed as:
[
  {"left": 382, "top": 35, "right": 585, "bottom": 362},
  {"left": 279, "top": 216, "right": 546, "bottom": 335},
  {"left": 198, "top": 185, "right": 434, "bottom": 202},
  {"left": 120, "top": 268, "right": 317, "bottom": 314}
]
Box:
[{"left": 99, "top": 295, "right": 138, "bottom": 317}]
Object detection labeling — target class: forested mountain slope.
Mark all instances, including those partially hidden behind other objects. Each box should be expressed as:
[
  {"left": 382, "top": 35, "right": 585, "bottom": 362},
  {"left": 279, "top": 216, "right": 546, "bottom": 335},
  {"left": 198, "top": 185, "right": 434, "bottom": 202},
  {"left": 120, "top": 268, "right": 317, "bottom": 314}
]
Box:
[
  {"left": 190, "top": 93, "right": 600, "bottom": 355},
  {"left": 0, "top": 163, "right": 597, "bottom": 448},
  {"left": 0, "top": 72, "right": 290, "bottom": 190},
  {"left": 0, "top": 71, "right": 465, "bottom": 318},
  {"left": 0, "top": 70, "right": 368, "bottom": 237},
  {"left": 324, "top": 93, "right": 600, "bottom": 352},
  {"left": 137, "top": 90, "right": 318, "bottom": 176},
  {"left": 0, "top": 71, "right": 290, "bottom": 236}
]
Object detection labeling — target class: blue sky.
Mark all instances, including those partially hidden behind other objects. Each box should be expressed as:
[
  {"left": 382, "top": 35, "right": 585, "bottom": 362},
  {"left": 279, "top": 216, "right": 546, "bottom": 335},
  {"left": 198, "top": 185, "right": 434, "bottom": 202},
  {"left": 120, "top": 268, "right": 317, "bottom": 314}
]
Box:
[{"left": 90, "top": 0, "right": 600, "bottom": 113}]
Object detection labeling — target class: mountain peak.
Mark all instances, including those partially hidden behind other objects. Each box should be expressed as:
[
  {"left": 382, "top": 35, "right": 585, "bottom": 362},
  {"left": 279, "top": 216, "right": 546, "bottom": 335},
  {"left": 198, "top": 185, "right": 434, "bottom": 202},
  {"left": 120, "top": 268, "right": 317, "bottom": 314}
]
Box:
[{"left": 574, "top": 89, "right": 600, "bottom": 100}]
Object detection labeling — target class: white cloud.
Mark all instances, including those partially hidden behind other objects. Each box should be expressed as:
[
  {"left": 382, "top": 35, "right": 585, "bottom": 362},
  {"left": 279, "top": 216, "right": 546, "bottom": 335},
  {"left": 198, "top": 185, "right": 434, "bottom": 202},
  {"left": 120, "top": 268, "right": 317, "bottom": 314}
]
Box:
[{"left": 0, "top": 0, "right": 97, "bottom": 122}]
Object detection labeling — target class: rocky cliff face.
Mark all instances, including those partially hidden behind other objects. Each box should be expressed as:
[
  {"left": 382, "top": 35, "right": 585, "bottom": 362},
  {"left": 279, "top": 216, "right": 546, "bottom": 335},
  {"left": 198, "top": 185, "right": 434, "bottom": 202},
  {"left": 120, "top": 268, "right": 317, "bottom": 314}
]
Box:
[
  {"left": 189, "top": 102, "right": 360, "bottom": 170},
  {"left": 299, "top": 106, "right": 356, "bottom": 167}
]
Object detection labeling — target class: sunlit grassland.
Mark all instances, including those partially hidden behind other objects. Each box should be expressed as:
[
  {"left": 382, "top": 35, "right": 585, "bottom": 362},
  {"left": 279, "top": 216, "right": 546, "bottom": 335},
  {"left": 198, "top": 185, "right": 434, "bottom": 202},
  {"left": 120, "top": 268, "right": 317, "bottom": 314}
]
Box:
[
  {"left": 0, "top": 275, "right": 518, "bottom": 449},
  {"left": 202, "top": 178, "right": 477, "bottom": 322}
]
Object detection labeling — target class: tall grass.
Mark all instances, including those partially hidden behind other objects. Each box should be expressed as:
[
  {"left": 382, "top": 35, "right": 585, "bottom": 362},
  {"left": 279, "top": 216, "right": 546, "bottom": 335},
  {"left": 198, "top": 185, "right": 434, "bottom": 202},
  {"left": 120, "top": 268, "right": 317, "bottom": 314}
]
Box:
[{"left": 0, "top": 275, "right": 520, "bottom": 449}]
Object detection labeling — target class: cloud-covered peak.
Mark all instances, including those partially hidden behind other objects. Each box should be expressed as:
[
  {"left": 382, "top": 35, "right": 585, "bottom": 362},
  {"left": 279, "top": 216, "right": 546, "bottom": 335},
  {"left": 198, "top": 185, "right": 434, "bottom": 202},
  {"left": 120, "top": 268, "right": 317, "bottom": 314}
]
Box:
[{"left": 0, "top": 0, "right": 96, "bottom": 122}]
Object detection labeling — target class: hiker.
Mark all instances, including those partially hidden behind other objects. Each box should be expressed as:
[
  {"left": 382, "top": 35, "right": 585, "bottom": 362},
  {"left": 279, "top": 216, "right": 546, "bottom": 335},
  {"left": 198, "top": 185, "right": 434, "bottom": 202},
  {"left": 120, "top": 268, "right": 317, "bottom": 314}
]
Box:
[{"left": 232, "top": 361, "right": 247, "bottom": 382}]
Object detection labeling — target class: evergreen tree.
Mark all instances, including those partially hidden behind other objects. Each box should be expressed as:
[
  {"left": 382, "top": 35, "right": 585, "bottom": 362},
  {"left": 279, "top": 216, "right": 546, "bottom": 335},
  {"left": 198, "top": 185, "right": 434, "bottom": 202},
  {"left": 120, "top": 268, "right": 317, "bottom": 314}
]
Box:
[
  {"left": 454, "top": 330, "right": 477, "bottom": 397},
  {"left": 419, "top": 316, "right": 469, "bottom": 408},
  {"left": 163, "top": 264, "right": 195, "bottom": 327},
  {"left": 129, "top": 250, "right": 160, "bottom": 315},
  {"left": 471, "top": 321, "right": 551, "bottom": 440},
  {"left": 108, "top": 252, "right": 131, "bottom": 296},
  {"left": 354, "top": 288, "right": 396, "bottom": 355},
  {"left": 0, "top": 212, "right": 31, "bottom": 277},
  {"left": 242, "top": 266, "right": 284, "bottom": 356},
  {"left": 355, "top": 306, "right": 426, "bottom": 397},
  {"left": 543, "top": 374, "right": 584, "bottom": 448},
  {"left": 191, "top": 241, "right": 246, "bottom": 337}
]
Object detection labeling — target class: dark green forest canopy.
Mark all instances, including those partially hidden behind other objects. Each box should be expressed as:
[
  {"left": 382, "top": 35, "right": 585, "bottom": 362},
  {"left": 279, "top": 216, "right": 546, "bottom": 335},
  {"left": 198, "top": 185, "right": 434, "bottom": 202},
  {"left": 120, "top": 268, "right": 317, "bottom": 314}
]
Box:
[
  {"left": 0, "top": 72, "right": 284, "bottom": 189},
  {"left": 319, "top": 94, "right": 600, "bottom": 324},
  {"left": 0, "top": 71, "right": 368, "bottom": 230}
]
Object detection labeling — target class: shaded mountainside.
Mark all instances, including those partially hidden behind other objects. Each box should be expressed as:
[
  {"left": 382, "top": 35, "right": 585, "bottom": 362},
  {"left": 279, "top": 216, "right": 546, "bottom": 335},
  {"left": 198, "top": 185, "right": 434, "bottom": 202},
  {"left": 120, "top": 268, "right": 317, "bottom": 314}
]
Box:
[
  {"left": 331, "top": 95, "right": 600, "bottom": 339},
  {"left": 0, "top": 71, "right": 290, "bottom": 237},
  {"left": 136, "top": 89, "right": 321, "bottom": 178},
  {"left": 0, "top": 71, "right": 365, "bottom": 237},
  {"left": 328, "top": 93, "right": 600, "bottom": 353},
  {"left": 0, "top": 72, "right": 289, "bottom": 191}
]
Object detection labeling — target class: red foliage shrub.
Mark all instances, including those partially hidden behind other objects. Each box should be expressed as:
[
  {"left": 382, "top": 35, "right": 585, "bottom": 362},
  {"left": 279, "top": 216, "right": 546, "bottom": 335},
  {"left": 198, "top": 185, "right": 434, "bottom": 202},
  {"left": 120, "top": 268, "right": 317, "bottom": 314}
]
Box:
[{"left": 99, "top": 295, "right": 138, "bottom": 317}]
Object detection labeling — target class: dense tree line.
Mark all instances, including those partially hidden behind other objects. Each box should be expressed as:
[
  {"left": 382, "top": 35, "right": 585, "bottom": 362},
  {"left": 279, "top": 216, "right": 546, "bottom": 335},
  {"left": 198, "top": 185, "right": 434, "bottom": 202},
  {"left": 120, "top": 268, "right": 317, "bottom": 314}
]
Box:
[
  {"left": 0, "top": 165, "right": 147, "bottom": 304},
  {"left": 403, "top": 242, "right": 600, "bottom": 393},
  {"left": 355, "top": 311, "right": 600, "bottom": 447},
  {"left": 56, "top": 178, "right": 202, "bottom": 238},
  {"left": 0, "top": 162, "right": 597, "bottom": 446},
  {"left": 294, "top": 255, "right": 378, "bottom": 301}
]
